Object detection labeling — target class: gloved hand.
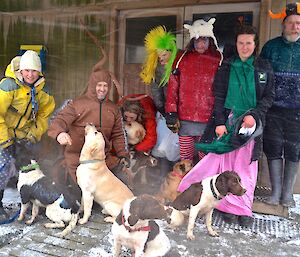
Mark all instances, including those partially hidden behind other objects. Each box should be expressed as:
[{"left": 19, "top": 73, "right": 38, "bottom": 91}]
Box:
[
  {"left": 157, "top": 107, "right": 166, "bottom": 117},
  {"left": 119, "top": 156, "right": 130, "bottom": 169},
  {"left": 165, "top": 112, "right": 180, "bottom": 133},
  {"left": 25, "top": 131, "right": 37, "bottom": 144}
]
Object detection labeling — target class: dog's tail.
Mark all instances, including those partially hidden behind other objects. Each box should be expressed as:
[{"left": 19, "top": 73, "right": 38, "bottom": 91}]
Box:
[{"left": 58, "top": 213, "right": 79, "bottom": 238}]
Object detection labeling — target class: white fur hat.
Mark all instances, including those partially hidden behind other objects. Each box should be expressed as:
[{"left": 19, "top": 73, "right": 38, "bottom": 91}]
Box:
[
  {"left": 19, "top": 50, "right": 42, "bottom": 72},
  {"left": 184, "top": 18, "right": 223, "bottom": 64}
]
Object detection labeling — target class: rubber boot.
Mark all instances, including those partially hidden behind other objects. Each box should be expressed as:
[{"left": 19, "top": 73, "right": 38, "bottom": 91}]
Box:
[
  {"left": 281, "top": 160, "right": 299, "bottom": 207},
  {"left": 264, "top": 159, "right": 283, "bottom": 205}
]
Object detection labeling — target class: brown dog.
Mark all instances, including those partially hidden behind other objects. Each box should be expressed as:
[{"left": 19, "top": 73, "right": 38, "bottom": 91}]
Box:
[
  {"left": 128, "top": 150, "right": 158, "bottom": 185},
  {"left": 155, "top": 160, "right": 193, "bottom": 204},
  {"left": 124, "top": 121, "right": 146, "bottom": 145},
  {"left": 76, "top": 124, "right": 134, "bottom": 225},
  {"left": 171, "top": 171, "right": 246, "bottom": 239}
]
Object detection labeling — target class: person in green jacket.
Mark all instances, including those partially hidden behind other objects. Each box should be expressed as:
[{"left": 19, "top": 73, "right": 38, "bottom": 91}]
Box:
[
  {"left": 0, "top": 50, "right": 55, "bottom": 219},
  {"left": 261, "top": 2, "right": 300, "bottom": 208}
]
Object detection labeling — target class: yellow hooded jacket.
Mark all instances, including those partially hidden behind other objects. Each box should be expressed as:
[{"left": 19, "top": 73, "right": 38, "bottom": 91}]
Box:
[{"left": 0, "top": 57, "right": 55, "bottom": 148}]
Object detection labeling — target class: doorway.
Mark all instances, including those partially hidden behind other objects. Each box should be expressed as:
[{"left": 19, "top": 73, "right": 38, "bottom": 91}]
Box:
[{"left": 118, "top": 2, "right": 260, "bottom": 96}]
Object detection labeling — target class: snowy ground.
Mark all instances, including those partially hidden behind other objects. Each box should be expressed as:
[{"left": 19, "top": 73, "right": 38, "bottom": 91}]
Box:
[{"left": 1, "top": 188, "right": 300, "bottom": 256}]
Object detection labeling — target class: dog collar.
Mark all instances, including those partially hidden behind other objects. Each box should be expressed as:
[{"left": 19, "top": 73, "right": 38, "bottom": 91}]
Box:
[
  {"left": 79, "top": 159, "right": 105, "bottom": 164},
  {"left": 210, "top": 177, "right": 224, "bottom": 200},
  {"left": 171, "top": 171, "right": 185, "bottom": 179},
  {"left": 121, "top": 214, "right": 151, "bottom": 233},
  {"left": 20, "top": 163, "right": 40, "bottom": 172}
]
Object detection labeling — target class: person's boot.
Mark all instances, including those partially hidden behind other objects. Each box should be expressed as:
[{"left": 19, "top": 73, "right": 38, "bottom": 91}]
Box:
[
  {"left": 280, "top": 160, "right": 299, "bottom": 207},
  {"left": 264, "top": 159, "right": 283, "bottom": 205},
  {"left": 0, "top": 190, "right": 9, "bottom": 219}
]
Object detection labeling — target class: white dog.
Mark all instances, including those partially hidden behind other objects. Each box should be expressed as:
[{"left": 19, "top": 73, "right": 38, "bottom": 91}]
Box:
[
  {"left": 76, "top": 124, "right": 134, "bottom": 224},
  {"left": 111, "top": 194, "right": 171, "bottom": 257},
  {"left": 17, "top": 160, "right": 80, "bottom": 237}
]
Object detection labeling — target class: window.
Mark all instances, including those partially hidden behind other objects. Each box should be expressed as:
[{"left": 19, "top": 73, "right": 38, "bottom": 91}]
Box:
[{"left": 125, "top": 15, "right": 177, "bottom": 63}]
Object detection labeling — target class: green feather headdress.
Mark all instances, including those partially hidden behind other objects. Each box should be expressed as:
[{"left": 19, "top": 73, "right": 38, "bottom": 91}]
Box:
[{"left": 140, "top": 26, "right": 177, "bottom": 87}]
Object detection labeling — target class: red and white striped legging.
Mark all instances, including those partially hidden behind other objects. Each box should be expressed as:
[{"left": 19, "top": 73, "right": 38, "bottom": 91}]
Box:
[{"left": 179, "top": 135, "right": 206, "bottom": 161}]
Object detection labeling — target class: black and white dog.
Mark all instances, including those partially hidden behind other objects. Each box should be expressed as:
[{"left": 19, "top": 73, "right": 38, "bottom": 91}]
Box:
[
  {"left": 17, "top": 160, "right": 80, "bottom": 237},
  {"left": 111, "top": 194, "right": 171, "bottom": 257}
]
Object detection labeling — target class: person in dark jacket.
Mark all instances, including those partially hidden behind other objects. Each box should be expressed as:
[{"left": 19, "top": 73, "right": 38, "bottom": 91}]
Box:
[
  {"left": 165, "top": 18, "right": 222, "bottom": 162},
  {"left": 178, "top": 25, "right": 274, "bottom": 227},
  {"left": 261, "top": 2, "right": 300, "bottom": 208}
]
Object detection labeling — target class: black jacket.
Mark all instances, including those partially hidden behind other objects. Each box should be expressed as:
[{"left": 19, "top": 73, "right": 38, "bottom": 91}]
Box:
[{"left": 201, "top": 56, "right": 275, "bottom": 161}]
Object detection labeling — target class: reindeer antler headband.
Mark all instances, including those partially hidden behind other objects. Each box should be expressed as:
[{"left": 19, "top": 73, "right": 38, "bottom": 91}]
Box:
[
  {"left": 269, "top": 2, "right": 300, "bottom": 20},
  {"left": 79, "top": 19, "right": 123, "bottom": 98}
]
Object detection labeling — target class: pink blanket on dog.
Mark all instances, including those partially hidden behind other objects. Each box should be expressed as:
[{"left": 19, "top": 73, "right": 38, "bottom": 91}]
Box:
[{"left": 178, "top": 140, "right": 257, "bottom": 216}]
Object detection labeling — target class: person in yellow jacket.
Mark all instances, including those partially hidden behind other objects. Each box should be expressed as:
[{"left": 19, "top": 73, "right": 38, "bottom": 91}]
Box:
[{"left": 0, "top": 50, "right": 55, "bottom": 219}]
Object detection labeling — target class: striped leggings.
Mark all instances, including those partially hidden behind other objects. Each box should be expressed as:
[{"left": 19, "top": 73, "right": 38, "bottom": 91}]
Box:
[{"left": 179, "top": 135, "right": 206, "bottom": 161}]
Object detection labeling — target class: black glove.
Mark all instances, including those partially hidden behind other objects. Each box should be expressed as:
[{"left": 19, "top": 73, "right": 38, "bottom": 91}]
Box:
[
  {"left": 157, "top": 107, "right": 166, "bottom": 117},
  {"left": 165, "top": 112, "right": 179, "bottom": 133},
  {"left": 119, "top": 156, "right": 130, "bottom": 169}
]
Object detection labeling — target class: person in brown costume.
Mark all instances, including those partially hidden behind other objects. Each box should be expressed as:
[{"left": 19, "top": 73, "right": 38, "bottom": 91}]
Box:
[{"left": 48, "top": 50, "right": 129, "bottom": 194}]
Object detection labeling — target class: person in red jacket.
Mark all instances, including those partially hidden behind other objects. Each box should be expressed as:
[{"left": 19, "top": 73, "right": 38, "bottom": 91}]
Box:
[
  {"left": 165, "top": 18, "right": 222, "bottom": 162},
  {"left": 120, "top": 94, "right": 157, "bottom": 153}
]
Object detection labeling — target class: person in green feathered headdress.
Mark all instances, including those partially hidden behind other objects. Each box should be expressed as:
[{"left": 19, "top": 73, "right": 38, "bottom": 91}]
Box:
[{"left": 140, "top": 26, "right": 178, "bottom": 117}]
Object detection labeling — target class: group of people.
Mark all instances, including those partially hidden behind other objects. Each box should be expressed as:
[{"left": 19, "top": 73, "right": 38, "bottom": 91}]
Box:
[{"left": 0, "top": 2, "right": 299, "bottom": 230}]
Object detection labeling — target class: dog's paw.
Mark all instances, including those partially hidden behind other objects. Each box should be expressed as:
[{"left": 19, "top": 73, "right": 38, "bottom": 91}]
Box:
[
  {"left": 208, "top": 230, "right": 219, "bottom": 237},
  {"left": 104, "top": 216, "right": 115, "bottom": 223},
  {"left": 17, "top": 216, "right": 24, "bottom": 222},
  {"left": 25, "top": 219, "right": 34, "bottom": 225},
  {"left": 78, "top": 217, "right": 88, "bottom": 225},
  {"left": 56, "top": 231, "right": 67, "bottom": 238},
  {"left": 187, "top": 232, "right": 195, "bottom": 240}
]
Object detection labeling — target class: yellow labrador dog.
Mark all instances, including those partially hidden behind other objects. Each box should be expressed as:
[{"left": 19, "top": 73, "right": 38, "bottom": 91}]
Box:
[
  {"left": 76, "top": 124, "right": 134, "bottom": 225},
  {"left": 124, "top": 121, "right": 146, "bottom": 146}
]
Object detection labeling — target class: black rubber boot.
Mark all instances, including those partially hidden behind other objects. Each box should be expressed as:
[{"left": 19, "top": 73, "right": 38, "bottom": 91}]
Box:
[
  {"left": 265, "top": 159, "right": 283, "bottom": 205},
  {"left": 281, "top": 160, "right": 299, "bottom": 208}
]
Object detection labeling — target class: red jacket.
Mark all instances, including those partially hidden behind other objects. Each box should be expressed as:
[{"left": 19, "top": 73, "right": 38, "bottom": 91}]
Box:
[
  {"left": 166, "top": 48, "right": 221, "bottom": 123},
  {"left": 120, "top": 94, "right": 157, "bottom": 152}
]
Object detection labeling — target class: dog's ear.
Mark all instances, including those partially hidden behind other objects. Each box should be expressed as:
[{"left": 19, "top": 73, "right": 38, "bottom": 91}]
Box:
[
  {"left": 136, "top": 130, "right": 144, "bottom": 142},
  {"left": 179, "top": 164, "right": 186, "bottom": 172},
  {"left": 216, "top": 174, "right": 229, "bottom": 196},
  {"left": 128, "top": 214, "right": 139, "bottom": 226}
]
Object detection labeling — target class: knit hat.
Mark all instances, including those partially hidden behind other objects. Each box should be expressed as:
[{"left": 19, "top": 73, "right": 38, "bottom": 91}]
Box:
[
  {"left": 140, "top": 26, "right": 177, "bottom": 87},
  {"left": 269, "top": 2, "right": 300, "bottom": 20},
  {"left": 19, "top": 50, "right": 42, "bottom": 72},
  {"left": 184, "top": 18, "right": 223, "bottom": 63}
]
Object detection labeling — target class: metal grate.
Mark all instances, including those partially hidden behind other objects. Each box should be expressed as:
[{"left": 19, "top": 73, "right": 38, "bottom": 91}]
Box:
[{"left": 212, "top": 210, "right": 300, "bottom": 238}]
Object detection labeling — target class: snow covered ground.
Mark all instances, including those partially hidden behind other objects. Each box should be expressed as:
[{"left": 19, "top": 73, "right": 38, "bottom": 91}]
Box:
[{"left": 1, "top": 188, "right": 300, "bottom": 256}]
